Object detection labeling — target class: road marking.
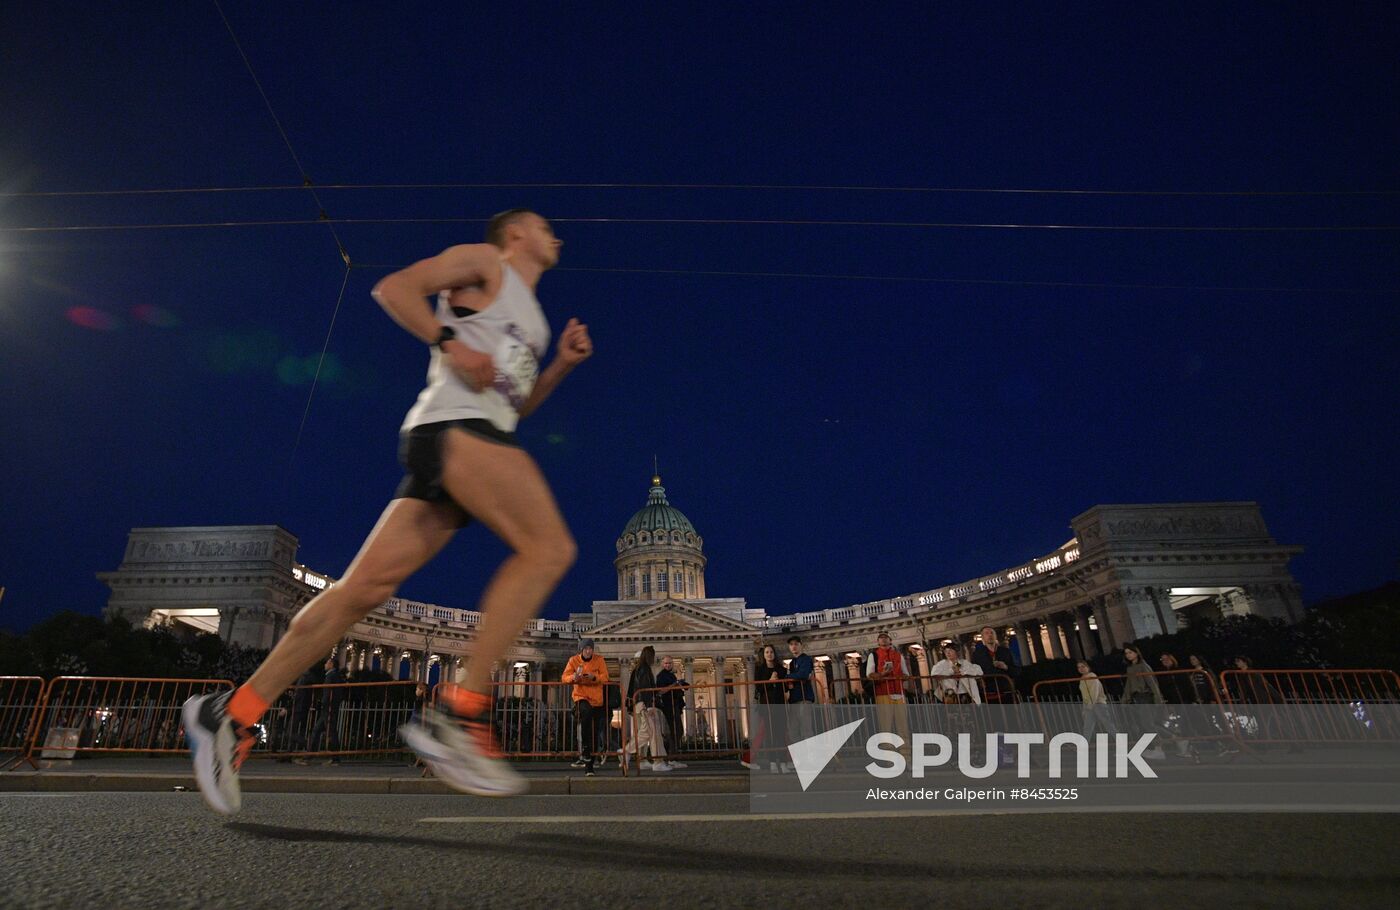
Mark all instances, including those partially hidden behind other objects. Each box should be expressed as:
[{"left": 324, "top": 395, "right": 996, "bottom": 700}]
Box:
[{"left": 420, "top": 810, "right": 966, "bottom": 823}]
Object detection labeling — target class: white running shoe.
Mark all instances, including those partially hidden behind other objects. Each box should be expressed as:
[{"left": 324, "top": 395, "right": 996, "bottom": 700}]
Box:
[
  {"left": 651, "top": 761, "right": 675, "bottom": 772},
  {"left": 667, "top": 760, "right": 688, "bottom": 768},
  {"left": 400, "top": 706, "right": 527, "bottom": 798},
  {"left": 740, "top": 760, "right": 760, "bottom": 771},
  {"left": 639, "top": 760, "right": 653, "bottom": 771},
  {"left": 183, "top": 691, "right": 255, "bottom": 816}
]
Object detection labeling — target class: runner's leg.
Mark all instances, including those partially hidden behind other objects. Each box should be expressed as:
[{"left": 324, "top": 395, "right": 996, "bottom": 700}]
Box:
[
  {"left": 436, "top": 428, "right": 577, "bottom": 693},
  {"left": 242, "top": 497, "right": 461, "bottom": 706}
]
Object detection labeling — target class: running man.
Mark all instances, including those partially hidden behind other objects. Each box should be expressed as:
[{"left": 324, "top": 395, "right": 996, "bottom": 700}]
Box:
[{"left": 183, "top": 209, "right": 592, "bottom": 813}]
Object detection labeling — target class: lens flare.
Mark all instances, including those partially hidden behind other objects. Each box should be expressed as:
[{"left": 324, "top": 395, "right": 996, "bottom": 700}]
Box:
[
  {"left": 131, "top": 304, "right": 180, "bottom": 327},
  {"left": 65, "top": 306, "right": 119, "bottom": 331}
]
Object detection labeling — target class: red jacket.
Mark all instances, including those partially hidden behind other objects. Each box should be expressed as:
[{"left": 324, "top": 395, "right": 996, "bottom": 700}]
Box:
[{"left": 869, "top": 646, "right": 907, "bottom": 698}]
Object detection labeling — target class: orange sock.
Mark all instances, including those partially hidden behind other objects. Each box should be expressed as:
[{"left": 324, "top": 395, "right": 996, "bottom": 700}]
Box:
[
  {"left": 439, "top": 684, "right": 490, "bottom": 717},
  {"left": 227, "top": 684, "right": 270, "bottom": 729}
]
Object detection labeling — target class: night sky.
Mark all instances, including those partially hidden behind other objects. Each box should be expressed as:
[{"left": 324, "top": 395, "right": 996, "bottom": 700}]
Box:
[{"left": 2, "top": 2, "right": 1398, "bottom": 632}]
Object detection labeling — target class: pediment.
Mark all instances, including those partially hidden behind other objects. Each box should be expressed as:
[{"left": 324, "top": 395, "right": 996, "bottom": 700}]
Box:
[{"left": 588, "top": 600, "right": 755, "bottom": 637}]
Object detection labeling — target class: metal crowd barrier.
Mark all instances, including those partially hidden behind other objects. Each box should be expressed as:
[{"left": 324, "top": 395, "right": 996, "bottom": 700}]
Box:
[
  {"left": 254, "top": 680, "right": 423, "bottom": 760},
  {"left": 1218, "top": 668, "right": 1400, "bottom": 745},
  {"left": 490, "top": 680, "right": 624, "bottom": 763},
  {"left": 625, "top": 674, "right": 1023, "bottom": 768},
  {"left": 0, "top": 677, "right": 46, "bottom": 770},
  {"left": 1031, "top": 668, "right": 1240, "bottom": 752},
  {"left": 20, "top": 677, "right": 234, "bottom": 762}
]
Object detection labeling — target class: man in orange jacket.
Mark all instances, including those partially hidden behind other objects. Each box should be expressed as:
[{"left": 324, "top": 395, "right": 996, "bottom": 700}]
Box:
[{"left": 563, "top": 639, "right": 609, "bottom": 776}]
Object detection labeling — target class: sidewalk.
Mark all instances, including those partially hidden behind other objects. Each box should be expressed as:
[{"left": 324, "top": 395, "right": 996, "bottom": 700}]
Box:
[{"left": 0, "top": 756, "right": 750, "bottom": 795}]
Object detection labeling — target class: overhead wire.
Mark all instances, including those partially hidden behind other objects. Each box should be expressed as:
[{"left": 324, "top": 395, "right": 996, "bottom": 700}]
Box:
[
  {"left": 4, "top": 216, "right": 1397, "bottom": 233},
  {"left": 348, "top": 262, "right": 1400, "bottom": 296},
  {"left": 4, "top": 181, "right": 1399, "bottom": 199},
  {"left": 209, "top": 0, "right": 352, "bottom": 498}
]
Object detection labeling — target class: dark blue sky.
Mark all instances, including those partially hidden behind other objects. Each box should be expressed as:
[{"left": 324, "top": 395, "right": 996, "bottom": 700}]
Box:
[{"left": 2, "top": 2, "right": 1397, "bottom": 631}]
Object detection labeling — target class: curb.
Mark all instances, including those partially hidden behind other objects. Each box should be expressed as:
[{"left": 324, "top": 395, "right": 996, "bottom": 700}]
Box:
[{"left": 0, "top": 772, "right": 748, "bottom": 796}]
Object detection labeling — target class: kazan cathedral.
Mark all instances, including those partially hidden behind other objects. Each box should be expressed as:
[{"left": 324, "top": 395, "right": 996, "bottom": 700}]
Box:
[{"left": 102, "top": 476, "right": 1304, "bottom": 724}]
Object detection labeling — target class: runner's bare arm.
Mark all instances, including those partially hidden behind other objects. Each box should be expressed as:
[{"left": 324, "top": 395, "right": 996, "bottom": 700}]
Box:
[
  {"left": 371, "top": 244, "right": 501, "bottom": 343},
  {"left": 518, "top": 317, "right": 593, "bottom": 418}
]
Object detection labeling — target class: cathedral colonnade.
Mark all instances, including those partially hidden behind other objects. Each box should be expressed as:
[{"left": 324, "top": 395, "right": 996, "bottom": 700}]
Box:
[{"left": 101, "top": 502, "right": 1304, "bottom": 700}]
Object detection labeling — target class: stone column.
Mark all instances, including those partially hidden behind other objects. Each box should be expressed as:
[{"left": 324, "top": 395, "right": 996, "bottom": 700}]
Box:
[
  {"left": 1114, "top": 586, "right": 1173, "bottom": 639},
  {"left": 1097, "top": 588, "right": 1142, "bottom": 644},
  {"left": 682, "top": 657, "right": 696, "bottom": 738},
  {"left": 716, "top": 658, "right": 739, "bottom": 744},
  {"left": 740, "top": 656, "right": 754, "bottom": 738},
  {"left": 1059, "top": 614, "right": 1084, "bottom": 661},
  {"left": 912, "top": 646, "right": 932, "bottom": 694},
  {"left": 1244, "top": 583, "right": 1300, "bottom": 623},
  {"left": 1090, "top": 598, "right": 1116, "bottom": 652},
  {"left": 1075, "top": 606, "right": 1100, "bottom": 658},
  {"left": 1013, "top": 622, "right": 1037, "bottom": 665},
  {"left": 829, "top": 653, "right": 849, "bottom": 701},
  {"left": 1043, "top": 618, "right": 1066, "bottom": 659},
  {"left": 1150, "top": 586, "right": 1180, "bottom": 635}
]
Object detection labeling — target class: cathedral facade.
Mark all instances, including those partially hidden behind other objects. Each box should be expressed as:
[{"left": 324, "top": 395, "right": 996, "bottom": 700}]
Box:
[{"left": 101, "top": 476, "right": 1305, "bottom": 701}]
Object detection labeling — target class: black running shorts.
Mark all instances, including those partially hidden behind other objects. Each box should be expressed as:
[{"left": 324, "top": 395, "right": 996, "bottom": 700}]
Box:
[{"left": 394, "top": 419, "right": 521, "bottom": 526}]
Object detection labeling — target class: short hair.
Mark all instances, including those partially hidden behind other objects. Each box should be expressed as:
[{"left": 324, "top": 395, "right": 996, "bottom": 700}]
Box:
[
  {"left": 787, "top": 636, "right": 802, "bottom": 645},
  {"left": 981, "top": 626, "right": 997, "bottom": 635},
  {"left": 485, "top": 208, "right": 536, "bottom": 247}
]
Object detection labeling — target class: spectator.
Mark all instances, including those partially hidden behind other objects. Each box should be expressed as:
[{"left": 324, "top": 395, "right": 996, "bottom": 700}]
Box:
[
  {"left": 1157, "top": 653, "right": 1199, "bottom": 760},
  {"left": 1228, "top": 655, "right": 1300, "bottom": 752},
  {"left": 654, "top": 655, "right": 689, "bottom": 753},
  {"left": 625, "top": 646, "right": 676, "bottom": 772},
  {"left": 1121, "top": 645, "right": 1166, "bottom": 761},
  {"left": 1157, "top": 654, "right": 1194, "bottom": 703},
  {"left": 1077, "top": 659, "right": 1118, "bottom": 738},
  {"left": 310, "top": 657, "right": 344, "bottom": 764},
  {"left": 750, "top": 643, "right": 789, "bottom": 772},
  {"left": 866, "top": 633, "right": 913, "bottom": 755},
  {"left": 786, "top": 636, "right": 816, "bottom": 746},
  {"left": 278, "top": 666, "right": 318, "bottom": 763},
  {"left": 931, "top": 643, "right": 984, "bottom": 704},
  {"left": 1187, "top": 654, "right": 1220, "bottom": 704},
  {"left": 971, "top": 626, "right": 1020, "bottom": 703},
  {"left": 1121, "top": 646, "right": 1162, "bottom": 704},
  {"left": 563, "top": 639, "right": 609, "bottom": 776}
]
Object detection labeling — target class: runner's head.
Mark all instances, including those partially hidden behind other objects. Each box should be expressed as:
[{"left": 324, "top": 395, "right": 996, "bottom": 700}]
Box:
[
  {"left": 486, "top": 208, "right": 562, "bottom": 268},
  {"left": 580, "top": 638, "right": 595, "bottom": 659},
  {"left": 877, "top": 632, "right": 892, "bottom": 648}
]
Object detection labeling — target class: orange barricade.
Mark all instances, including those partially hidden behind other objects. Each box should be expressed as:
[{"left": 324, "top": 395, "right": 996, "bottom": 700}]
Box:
[
  {"left": 21, "top": 677, "right": 234, "bottom": 763},
  {"left": 1031, "top": 669, "right": 1240, "bottom": 754},
  {"left": 254, "top": 680, "right": 423, "bottom": 761},
  {"left": 1, "top": 677, "right": 47, "bottom": 770},
  {"left": 1218, "top": 668, "right": 1400, "bottom": 745}
]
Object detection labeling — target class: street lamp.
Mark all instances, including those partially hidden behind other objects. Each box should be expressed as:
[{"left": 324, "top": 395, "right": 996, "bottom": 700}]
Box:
[{"left": 422, "top": 619, "right": 441, "bottom": 684}]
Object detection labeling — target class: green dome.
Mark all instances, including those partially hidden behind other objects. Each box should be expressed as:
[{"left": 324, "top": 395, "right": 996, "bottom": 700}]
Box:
[{"left": 622, "top": 476, "right": 696, "bottom": 537}]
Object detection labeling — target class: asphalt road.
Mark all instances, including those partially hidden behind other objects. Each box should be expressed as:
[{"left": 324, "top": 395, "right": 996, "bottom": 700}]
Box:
[{"left": 2, "top": 792, "right": 1398, "bottom": 909}]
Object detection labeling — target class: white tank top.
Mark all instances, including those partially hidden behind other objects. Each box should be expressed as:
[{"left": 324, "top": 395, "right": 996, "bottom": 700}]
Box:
[{"left": 400, "top": 261, "right": 551, "bottom": 433}]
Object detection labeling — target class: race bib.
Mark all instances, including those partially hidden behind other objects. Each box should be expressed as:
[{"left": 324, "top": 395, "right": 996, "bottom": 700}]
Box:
[{"left": 491, "top": 332, "right": 540, "bottom": 410}]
